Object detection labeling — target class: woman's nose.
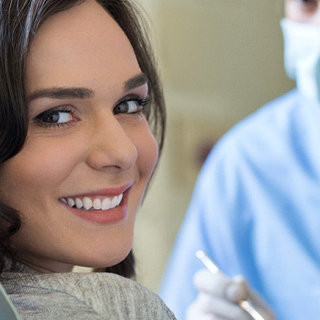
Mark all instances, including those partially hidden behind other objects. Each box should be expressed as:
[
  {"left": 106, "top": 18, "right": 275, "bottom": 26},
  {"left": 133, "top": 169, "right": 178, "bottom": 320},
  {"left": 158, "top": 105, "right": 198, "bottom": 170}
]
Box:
[{"left": 86, "top": 114, "right": 138, "bottom": 172}]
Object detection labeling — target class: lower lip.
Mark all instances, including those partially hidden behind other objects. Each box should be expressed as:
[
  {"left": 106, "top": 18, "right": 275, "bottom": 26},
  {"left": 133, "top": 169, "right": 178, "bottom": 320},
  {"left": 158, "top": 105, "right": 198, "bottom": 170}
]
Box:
[{"left": 62, "top": 190, "right": 129, "bottom": 225}]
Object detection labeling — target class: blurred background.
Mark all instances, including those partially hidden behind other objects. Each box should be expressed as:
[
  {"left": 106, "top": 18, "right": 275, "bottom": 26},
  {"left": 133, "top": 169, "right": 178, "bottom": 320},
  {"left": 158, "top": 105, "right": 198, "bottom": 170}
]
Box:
[{"left": 133, "top": 0, "right": 295, "bottom": 292}]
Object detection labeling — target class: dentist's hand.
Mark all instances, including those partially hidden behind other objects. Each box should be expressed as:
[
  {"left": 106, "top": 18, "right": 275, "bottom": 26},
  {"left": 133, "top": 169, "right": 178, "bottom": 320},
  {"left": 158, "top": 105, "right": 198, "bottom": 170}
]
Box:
[{"left": 186, "top": 269, "right": 276, "bottom": 320}]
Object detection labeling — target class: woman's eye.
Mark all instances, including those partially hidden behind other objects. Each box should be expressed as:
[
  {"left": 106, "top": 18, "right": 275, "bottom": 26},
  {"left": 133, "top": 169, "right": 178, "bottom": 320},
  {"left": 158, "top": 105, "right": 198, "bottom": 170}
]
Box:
[
  {"left": 34, "top": 108, "right": 76, "bottom": 127},
  {"left": 114, "top": 100, "right": 141, "bottom": 115},
  {"left": 113, "top": 98, "right": 150, "bottom": 115}
]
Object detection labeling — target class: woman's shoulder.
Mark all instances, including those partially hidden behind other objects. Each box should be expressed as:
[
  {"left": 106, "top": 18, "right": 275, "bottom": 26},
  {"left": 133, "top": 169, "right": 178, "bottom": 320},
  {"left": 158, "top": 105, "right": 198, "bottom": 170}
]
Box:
[{"left": 1, "top": 271, "right": 176, "bottom": 319}]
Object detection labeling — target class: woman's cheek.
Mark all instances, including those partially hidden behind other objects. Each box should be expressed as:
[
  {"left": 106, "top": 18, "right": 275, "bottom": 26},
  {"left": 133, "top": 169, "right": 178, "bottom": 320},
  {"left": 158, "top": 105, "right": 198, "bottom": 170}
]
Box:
[
  {"left": 22, "top": 133, "right": 87, "bottom": 178},
  {"left": 135, "top": 126, "right": 159, "bottom": 181}
]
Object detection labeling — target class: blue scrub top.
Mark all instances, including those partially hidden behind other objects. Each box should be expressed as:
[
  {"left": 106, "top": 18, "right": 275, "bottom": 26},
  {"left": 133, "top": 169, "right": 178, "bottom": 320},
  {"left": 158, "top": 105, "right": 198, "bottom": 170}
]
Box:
[{"left": 159, "top": 89, "right": 320, "bottom": 320}]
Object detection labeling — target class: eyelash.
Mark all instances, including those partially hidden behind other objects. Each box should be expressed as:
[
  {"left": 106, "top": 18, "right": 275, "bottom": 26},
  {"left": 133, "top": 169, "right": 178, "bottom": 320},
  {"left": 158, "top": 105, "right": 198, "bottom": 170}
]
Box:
[{"left": 32, "top": 96, "right": 151, "bottom": 129}]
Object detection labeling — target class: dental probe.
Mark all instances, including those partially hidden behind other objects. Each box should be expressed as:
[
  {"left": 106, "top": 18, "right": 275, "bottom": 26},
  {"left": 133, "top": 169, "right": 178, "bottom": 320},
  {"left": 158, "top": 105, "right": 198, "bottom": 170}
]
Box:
[{"left": 196, "top": 250, "right": 265, "bottom": 320}]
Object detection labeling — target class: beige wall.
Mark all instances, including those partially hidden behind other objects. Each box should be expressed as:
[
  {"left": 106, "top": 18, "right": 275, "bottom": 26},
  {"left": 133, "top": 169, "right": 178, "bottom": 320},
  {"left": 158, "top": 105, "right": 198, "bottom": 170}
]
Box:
[{"left": 133, "top": 0, "right": 295, "bottom": 292}]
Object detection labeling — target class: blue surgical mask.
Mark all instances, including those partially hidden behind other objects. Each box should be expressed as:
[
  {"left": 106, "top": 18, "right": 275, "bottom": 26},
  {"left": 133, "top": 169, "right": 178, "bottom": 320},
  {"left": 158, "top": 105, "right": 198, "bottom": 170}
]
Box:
[{"left": 281, "top": 18, "right": 320, "bottom": 105}]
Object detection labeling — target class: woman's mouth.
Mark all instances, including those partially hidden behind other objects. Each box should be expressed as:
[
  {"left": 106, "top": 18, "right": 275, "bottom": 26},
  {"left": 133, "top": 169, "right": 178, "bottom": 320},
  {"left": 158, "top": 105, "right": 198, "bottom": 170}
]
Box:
[
  {"left": 58, "top": 185, "right": 132, "bottom": 225},
  {"left": 60, "top": 194, "right": 123, "bottom": 211}
]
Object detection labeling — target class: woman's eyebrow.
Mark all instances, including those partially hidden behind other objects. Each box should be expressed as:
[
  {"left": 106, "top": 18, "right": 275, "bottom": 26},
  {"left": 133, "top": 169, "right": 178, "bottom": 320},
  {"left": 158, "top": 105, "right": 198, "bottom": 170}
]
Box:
[
  {"left": 124, "top": 73, "right": 148, "bottom": 91},
  {"left": 27, "top": 73, "right": 148, "bottom": 102},
  {"left": 28, "top": 87, "right": 94, "bottom": 102}
]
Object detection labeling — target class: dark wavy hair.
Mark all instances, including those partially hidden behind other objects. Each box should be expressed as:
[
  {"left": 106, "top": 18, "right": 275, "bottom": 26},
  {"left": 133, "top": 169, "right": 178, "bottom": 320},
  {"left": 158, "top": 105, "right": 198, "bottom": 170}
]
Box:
[{"left": 0, "top": 0, "right": 165, "bottom": 278}]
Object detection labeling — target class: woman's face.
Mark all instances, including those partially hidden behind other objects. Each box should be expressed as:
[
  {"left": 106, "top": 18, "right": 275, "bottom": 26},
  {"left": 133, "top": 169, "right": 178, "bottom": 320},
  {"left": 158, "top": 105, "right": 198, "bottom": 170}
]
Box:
[
  {"left": 285, "top": 0, "right": 320, "bottom": 25},
  {"left": 0, "top": 0, "right": 158, "bottom": 272}
]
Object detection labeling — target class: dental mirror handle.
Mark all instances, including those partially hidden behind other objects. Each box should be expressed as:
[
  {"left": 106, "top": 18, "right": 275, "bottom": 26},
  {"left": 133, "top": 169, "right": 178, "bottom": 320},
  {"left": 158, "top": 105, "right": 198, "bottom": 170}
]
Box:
[{"left": 196, "top": 250, "right": 265, "bottom": 320}]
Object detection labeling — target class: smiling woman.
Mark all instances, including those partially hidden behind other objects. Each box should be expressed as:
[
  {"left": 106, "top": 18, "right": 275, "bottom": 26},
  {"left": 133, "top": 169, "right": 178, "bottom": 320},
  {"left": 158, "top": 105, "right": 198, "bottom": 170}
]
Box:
[{"left": 0, "top": 0, "right": 175, "bottom": 319}]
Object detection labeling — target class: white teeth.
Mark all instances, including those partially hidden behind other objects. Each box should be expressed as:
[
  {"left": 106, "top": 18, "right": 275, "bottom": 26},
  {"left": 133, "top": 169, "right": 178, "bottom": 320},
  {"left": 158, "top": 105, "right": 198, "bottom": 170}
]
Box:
[
  {"left": 62, "top": 193, "right": 123, "bottom": 211},
  {"left": 67, "top": 198, "right": 75, "bottom": 207},
  {"left": 93, "top": 198, "right": 102, "bottom": 209},
  {"left": 111, "top": 196, "right": 118, "bottom": 208},
  {"left": 102, "top": 198, "right": 111, "bottom": 210},
  {"left": 83, "top": 197, "right": 92, "bottom": 210},
  {"left": 117, "top": 193, "right": 123, "bottom": 205},
  {"left": 75, "top": 198, "right": 83, "bottom": 209}
]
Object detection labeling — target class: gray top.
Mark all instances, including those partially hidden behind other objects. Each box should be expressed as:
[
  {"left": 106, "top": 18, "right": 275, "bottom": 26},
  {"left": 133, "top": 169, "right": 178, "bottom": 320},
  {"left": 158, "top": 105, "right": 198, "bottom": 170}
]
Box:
[{"left": 0, "top": 261, "right": 176, "bottom": 320}]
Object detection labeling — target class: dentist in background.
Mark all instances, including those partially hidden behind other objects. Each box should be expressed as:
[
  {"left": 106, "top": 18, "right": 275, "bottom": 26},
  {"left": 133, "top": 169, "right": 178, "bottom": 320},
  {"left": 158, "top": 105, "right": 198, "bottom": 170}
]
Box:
[{"left": 160, "top": 0, "right": 320, "bottom": 319}]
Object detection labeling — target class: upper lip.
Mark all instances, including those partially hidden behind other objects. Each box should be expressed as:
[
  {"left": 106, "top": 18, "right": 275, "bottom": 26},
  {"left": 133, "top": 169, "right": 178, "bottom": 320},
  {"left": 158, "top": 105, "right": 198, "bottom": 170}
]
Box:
[{"left": 60, "top": 182, "right": 133, "bottom": 198}]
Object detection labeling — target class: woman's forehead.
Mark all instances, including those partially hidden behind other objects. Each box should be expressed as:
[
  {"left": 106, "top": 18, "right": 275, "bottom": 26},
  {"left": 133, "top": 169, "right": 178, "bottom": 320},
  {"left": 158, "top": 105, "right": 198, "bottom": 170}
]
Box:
[
  {"left": 27, "top": 0, "right": 128, "bottom": 57},
  {"left": 25, "top": 0, "right": 141, "bottom": 97}
]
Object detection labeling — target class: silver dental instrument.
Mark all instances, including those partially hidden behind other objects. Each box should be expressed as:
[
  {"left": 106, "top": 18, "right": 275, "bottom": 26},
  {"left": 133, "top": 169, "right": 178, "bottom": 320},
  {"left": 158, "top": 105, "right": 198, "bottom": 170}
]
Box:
[{"left": 196, "top": 250, "right": 265, "bottom": 320}]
